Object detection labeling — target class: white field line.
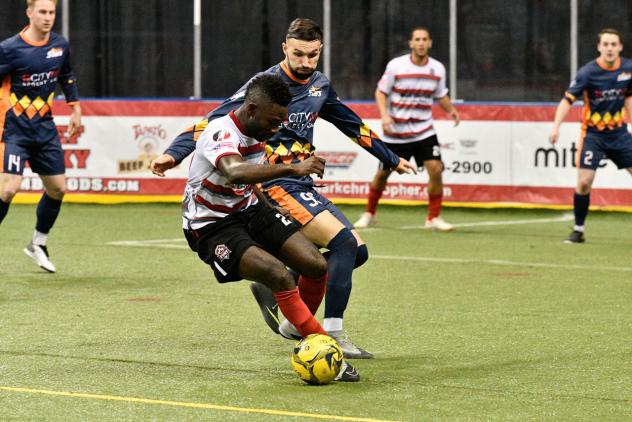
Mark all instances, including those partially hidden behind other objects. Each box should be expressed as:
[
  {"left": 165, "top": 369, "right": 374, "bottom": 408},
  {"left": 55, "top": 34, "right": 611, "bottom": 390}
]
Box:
[
  {"left": 371, "top": 254, "right": 632, "bottom": 273},
  {"left": 399, "top": 214, "right": 574, "bottom": 230},
  {"left": 105, "top": 237, "right": 632, "bottom": 273}
]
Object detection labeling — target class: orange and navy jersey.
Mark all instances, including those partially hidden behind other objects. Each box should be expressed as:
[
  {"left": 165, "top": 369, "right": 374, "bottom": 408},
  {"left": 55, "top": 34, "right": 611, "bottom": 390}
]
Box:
[
  {"left": 564, "top": 57, "right": 632, "bottom": 135},
  {"left": 165, "top": 62, "right": 400, "bottom": 179},
  {"left": 0, "top": 28, "right": 79, "bottom": 142}
]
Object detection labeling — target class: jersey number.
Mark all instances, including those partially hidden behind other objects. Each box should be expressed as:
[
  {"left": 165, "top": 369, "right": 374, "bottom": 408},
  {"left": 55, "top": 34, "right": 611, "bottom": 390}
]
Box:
[
  {"left": 583, "top": 150, "right": 593, "bottom": 166},
  {"left": 275, "top": 213, "right": 292, "bottom": 226},
  {"left": 8, "top": 154, "right": 21, "bottom": 172},
  {"left": 300, "top": 192, "right": 321, "bottom": 207}
]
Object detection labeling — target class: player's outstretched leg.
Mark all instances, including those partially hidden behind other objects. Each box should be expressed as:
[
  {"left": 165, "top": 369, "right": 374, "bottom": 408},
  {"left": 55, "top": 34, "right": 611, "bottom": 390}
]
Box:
[{"left": 424, "top": 160, "right": 453, "bottom": 231}]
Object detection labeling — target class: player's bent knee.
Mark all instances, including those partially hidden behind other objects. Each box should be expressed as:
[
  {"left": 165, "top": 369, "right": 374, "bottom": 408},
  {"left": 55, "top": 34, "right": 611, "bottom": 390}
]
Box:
[
  {"left": 355, "top": 244, "right": 369, "bottom": 268},
  {"left": 0, "top": 189, "right": 18, "bottom": 203},
  {"left": 46, "top": 187, "right": 66, "bottom": 199}
]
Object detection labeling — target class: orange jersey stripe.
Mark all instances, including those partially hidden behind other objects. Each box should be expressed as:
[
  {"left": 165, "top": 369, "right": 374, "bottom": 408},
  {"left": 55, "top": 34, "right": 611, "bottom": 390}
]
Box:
[
  {"left": 265, "top": 185, "right": 313, "bottom": 225},
  {"left": 0, "top": 75, "right": 11, "bottom": 144}
]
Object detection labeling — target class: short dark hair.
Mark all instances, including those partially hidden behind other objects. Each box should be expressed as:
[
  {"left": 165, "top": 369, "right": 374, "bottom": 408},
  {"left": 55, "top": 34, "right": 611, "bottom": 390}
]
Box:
[
  {"left": 597, "top": 28, "right": 622, "bottom": 44},
  {"left": 245, "top": 74, "right": 291, "bottom": 107},
  {"left": 410, "top": 26, "right": 431, "bottom": 40},
  {"left": 286, "top": 18, "right": 323, "bottom": 42}
]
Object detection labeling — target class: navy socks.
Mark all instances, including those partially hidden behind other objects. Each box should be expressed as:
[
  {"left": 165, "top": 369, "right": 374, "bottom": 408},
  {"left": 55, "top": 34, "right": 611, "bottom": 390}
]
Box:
[{"left": 35, "top": 193, "right": 62, "bottom": 234}]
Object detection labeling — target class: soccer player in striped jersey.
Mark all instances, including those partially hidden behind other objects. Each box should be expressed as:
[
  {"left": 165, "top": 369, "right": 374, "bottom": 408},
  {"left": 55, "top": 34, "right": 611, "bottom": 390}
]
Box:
[
  {"left": 549, "top": 28, "right": 632, "bottom": 243},
  {"left": 183, "top": 74, "right": 358, "bottom": 381},
  {"left": 355, "top": 27, "right": 460, "bottom": 231},
  {"left": 152, "top": 19, "right": 416, "bottom": 360},
  {"left": 0, "top": 0, "right": 81, "bottom": 272}
]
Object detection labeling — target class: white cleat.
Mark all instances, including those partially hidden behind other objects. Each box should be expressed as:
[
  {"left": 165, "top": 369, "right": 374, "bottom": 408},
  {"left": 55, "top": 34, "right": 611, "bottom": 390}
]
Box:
[
  {"left": 424, "top": 217, "right": 454, "bottom": 231},
  {"left": 354, "top": 212, "right": 376, "bottom": 228},
  {"left": 24, "top": 242, "right": 56, "bottom": 273},
  {"left": 278, "top": 319, "right": 302, "bottom": 340}
]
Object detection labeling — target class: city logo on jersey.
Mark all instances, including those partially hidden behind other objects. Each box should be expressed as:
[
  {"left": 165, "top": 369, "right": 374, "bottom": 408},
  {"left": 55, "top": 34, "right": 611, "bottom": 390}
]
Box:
[
  {"left": 214, "top": 244, "right": 231, "bottom": 261},
  {"left": 285, "top": 111, "right": 319, "bottom": 130},
  {"left": 22, "top": 70, "right": 59, "bottom": 87},
  {"left": 46, "top": 47, "right": 64, "bottom": 59},
  {"left": 212, "top": 130, "right": 232, "bottom": 141},
  {"left": 308, "top": 86, "right": 322, "bottom": 97},
  {"left": 315, "top": 151, "right": 358, "bottom": 169},
  {"left": 118, "top": 124, "right": 168, "bottom": 173},
  {"left": 617, "top": 72, "right": 632, "bottom": 82},
  {"left": 593, "top": 88, "right": 625, "bottom": 104}
]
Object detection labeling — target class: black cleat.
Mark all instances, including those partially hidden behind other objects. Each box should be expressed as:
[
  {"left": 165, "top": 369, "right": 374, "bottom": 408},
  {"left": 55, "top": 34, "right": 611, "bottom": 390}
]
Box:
[
  {"left": 564, "top": 230, "right": 585, "bottom": 244},
  {"left": 334, "top": 360, "right": 360, "bottom": 382},
  {"left": 249, "top": 282, "right": 280, "bottom": 334}
]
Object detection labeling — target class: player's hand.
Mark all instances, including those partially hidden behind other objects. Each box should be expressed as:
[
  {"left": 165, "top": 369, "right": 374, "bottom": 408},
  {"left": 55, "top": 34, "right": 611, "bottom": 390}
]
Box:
[
  {"left": 275, "top": 206, "right": 294, "bottom": 220},
  {"left": 150, "top": 154, "right": 176, "bottom": 177},
  {"left": 293, "top": 155, "right": 326, "bottom": 178},
  {"left": 68, "top": 105, "right": 82, "bottom": 137},
  {"left": 451, "top": 110, "right": 461, "bottom": 127},
  {"left": 395, "top": 157, "right": 417, "bottom": 175},
  {"left": 549, "top": 128, "right": 560, "bottom": 145},
  {"left": 381, "top": 115, "right": 395, "bottom": 134}
]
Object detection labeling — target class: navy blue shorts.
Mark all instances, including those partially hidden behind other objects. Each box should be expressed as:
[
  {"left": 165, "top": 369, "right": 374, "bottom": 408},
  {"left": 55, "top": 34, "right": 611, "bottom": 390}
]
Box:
[
  {"left": 263, "top": 178, "right": 353, "bottom": 230},
  {"left": 577, "top": 130, "right": 632, "bottom": 170},
  {"left": 1, "top": 135, "right": 65, "bottom": 176}
]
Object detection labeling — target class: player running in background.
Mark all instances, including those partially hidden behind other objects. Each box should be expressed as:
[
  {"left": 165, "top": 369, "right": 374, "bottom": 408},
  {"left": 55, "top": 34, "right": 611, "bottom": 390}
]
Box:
[
  {"left": 354, "top": 27, "right": 460, "bottom": 231},
  {"left": 152, "top": 18, "right": 416, "bottom": 359},
  {"left": 0, "top": 0, "right": 81, "bottom": 272},
  {"left": 183, "top": 74, "right": 358, "bottom": 381},
  {"left": 549, "top": 28, "right": 632, "bottom": 243}
]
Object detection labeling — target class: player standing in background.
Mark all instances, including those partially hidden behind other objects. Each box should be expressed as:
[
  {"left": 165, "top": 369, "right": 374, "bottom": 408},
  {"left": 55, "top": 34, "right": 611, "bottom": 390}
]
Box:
[
  {"left": 151, "top": 18, "right": 416, "bottom": 359},
  {"left": 183, "top": 74, "right": 358, "bottom": 381},
  {"left": 355, "top": 27, "right": 460, "bottom": 231},
  {"left": 549, "top": 28, "right": 632, "bottom": 243},
  {"left": 0, "top": 0, "right": 81, "bottom": 272}
]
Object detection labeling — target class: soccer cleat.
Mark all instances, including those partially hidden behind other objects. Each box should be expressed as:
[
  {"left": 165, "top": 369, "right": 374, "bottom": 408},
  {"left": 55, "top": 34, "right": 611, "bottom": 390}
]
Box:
[
  {"left": 424, "top": 216, "right": 454, "bottom": 231},
  {"left": 354, "top": 212, "right": 376, "bottom": 228},
  {"left": 278, "top": 319, "right": 302, "bottom": 340},
  {"left": 334, "top": 360, "right": 360, "bottom": 382},
  {"left": 564, "top": 230, "right": 586, "bottom": 244},
  {"left": 23, "top": 242, "right": 56, "bottom": 273},
  {"left": 249, "top": 282, "right": 280, "bottom": 334},
  {"left": 329, "top": 330, "right": 373, "bottom": 359}
]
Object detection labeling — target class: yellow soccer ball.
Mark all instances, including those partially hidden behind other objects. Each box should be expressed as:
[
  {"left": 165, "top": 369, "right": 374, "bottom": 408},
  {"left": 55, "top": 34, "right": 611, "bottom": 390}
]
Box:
[{"left": 291, "top": 334, "right": 343, "bottom": 385}]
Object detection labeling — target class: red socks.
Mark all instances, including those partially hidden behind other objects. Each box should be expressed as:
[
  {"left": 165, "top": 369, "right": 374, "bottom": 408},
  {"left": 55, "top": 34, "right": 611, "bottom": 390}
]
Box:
[
  {"left": 274, "top": 288, "right": 327, "bottom": 337},
  {"left": 298, "top": 273, "right": 327, "bottom": 315},
  {"left": 366, "top": 187, "right": 383, "bottom": 214},
  {"left": 427, "top": 193, "right": 443, "bottom": 220}
]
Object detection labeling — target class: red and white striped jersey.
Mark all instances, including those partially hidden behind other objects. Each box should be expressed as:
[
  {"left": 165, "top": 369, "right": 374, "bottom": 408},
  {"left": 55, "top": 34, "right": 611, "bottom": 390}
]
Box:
[
  {"left": 182, "top": 111, "right": 264, "bottom": 230},
  {"left": 377, "top": 54, "right": 448, "bottom": 143}
]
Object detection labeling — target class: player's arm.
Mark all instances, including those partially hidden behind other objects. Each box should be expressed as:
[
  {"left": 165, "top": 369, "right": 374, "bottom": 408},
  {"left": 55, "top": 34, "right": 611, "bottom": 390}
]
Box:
[
  {"left": 625, "top": 87, "right": 632, "bottom": 135},
  {"left": 549, "top": 99, "right": 573, "bottom": 145},
  {"left": 374, "top": 88, "right": 394, "bottom": 134},
  {"left": 58, "top": 45, "right": 81, "bottom": 136},
  {"left": 550, "top": 68, "right": 587, "bottom": 145},
  {"left": 320, "top": 86, "right": 415, "bottom": 175},
  {"left": 150, "top": 124, "right": 202, "bottom": 176},
  {"left": 216, "top": 155, "right": 326, "bottom": 185},
  {"left": 437, "top": 95, "right": 460, "bottom": 127},
  {"left": 0, "top": 43, "right": 13, "bottom": 78}
]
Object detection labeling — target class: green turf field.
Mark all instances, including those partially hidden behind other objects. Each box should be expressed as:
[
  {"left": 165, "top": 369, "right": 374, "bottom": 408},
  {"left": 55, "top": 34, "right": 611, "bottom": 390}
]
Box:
[{"left": 1, "top": 203, "right": 631, "bottom": 421}]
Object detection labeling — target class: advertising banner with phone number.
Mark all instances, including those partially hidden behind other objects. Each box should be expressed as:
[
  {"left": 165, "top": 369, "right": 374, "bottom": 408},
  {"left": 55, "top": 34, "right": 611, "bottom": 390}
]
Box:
[{"left": 14, "top": 100, "right": 632, "bottom": 210}]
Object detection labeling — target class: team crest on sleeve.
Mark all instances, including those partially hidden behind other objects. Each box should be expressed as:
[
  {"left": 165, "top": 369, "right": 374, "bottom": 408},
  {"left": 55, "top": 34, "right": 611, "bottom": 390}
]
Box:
[
  {"left": 617, "top": 72, "right": 631, "bottom": 82},
  {"left": 212, "top": 130, "right": 232, "bottom": 142},
  {"left": 308, "top": 86, "right": 322, "bottom": 97},
  {"left": 214, "top": 244, "right": 231, "bottom": 261}
]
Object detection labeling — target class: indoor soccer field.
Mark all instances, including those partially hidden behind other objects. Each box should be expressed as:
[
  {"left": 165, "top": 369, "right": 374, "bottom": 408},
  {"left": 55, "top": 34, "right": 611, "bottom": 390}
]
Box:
[{"left": 1, "top": 203, "right": 631, "bottom": 420}]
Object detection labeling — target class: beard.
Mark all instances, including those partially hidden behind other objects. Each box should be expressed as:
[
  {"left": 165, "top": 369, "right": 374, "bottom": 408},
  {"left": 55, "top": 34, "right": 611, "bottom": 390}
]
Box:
[{"left": 288, "top": 63, "right": 316, "bottom": 79}]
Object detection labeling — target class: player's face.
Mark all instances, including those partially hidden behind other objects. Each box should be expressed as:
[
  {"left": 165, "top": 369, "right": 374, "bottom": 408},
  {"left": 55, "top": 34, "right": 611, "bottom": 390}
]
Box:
[
  {"left": 27, "top": 0, "right": 57, "bottom": 35},
  {"left": 597, "top": 34, "right": 623, "bottom": 64},
  {"left": 246, "top": 103, "right": 288, "bottom": 141},
  {"left": 409, "top": 30, "right": 432, "bottom": 59},
  {"left": 282, "top": 38, "right": 322, "bottom": 79}
]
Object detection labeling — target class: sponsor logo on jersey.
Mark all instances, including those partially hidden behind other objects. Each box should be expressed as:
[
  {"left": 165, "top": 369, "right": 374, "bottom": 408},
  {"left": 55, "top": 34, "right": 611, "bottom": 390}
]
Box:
[
  {"left": 21, "top": 70, "right": 59, "bottom": 87},
  {"left": 215, "top": 244, "right": 231, "bottom": 261},
  {"left": 617, "top": 72, "right": 631, "bottom": 81},
  {"left": 46, "top": 47, "right": 64, "bottom": 58},
  {"left": 308, "top": 86, "right": 322, "bottom": 97}
]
